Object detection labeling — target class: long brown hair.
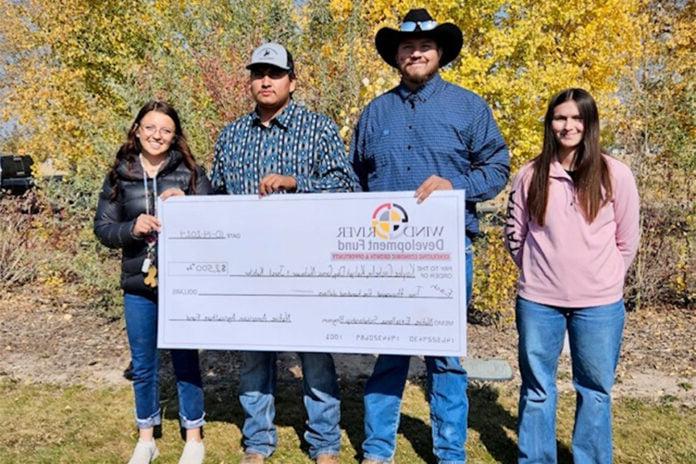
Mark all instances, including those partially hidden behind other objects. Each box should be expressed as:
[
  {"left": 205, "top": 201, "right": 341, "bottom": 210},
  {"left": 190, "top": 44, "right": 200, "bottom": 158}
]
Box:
[
  {"left": 108, "top": 100, "right": 199, "bottom": 199},
  {"left": 527, "top": 88, "right": 612, "bottom": 226}
]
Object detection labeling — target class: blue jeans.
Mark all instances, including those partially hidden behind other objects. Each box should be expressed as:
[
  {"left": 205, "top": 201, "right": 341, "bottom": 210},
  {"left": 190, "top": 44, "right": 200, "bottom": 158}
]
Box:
[
  {"left": 239, "top": 351, "right": 341, "bottom": 459},
  {"left": 516, "top": 297, "right": 625, "bottom": 464},
  {"left": 362, "top": 237, "right": 474, "bottom": 464},
  {"left": 124, "top": 293, "right": 205, "bottom": 430}
]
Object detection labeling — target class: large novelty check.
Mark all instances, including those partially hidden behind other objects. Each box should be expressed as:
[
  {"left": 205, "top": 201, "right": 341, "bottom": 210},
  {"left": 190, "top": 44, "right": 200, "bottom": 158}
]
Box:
[{"left": 157, "top": 191, "right": 467, "bottom": 356}]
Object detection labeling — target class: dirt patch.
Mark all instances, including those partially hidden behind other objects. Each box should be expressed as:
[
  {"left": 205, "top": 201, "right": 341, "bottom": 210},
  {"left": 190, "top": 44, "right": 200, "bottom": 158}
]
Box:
[{"left": 0, "top": 289, "right": 694, "bottom": 404}]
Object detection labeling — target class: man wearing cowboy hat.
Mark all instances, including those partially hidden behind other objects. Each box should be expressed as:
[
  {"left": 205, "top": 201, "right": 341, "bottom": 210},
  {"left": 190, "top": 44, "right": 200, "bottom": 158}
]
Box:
[{"left": 351, "top": 8, "right": 509, "bottom": 464}]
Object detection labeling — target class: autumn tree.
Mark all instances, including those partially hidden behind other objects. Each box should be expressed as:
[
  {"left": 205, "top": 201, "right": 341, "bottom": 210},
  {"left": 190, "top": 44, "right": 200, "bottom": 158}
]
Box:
[
  {"left": 330, "top": 0, "right": 642, "bottom": 316},
  {"left": 4, "top": 0, "right": 689, "bottom": 314},
  {"left": 616, "top": 0, "right": 695, "bottom": 308}
]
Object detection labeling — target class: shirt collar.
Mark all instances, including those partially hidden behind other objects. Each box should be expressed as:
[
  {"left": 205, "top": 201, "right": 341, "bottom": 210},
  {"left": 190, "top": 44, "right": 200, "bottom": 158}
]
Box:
[
  {"left": 549, "top": 158, "right": 572, "bottom": 180},
  {"left": 251, "top": 100, "right": 296, "bottom": 130},
  {"left": 396, "top": 73, "right": 443, "bottom": 103}
]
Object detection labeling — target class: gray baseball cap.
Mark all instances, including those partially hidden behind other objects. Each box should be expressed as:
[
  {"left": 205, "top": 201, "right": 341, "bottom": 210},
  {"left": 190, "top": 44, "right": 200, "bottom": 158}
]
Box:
[{"left": 246, "top": 42, "right": 295, "bottom": 72}]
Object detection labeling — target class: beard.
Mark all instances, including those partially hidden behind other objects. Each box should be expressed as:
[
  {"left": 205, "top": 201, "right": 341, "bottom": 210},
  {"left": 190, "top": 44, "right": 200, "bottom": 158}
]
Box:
[{"left": 399, "top": 61, "right": 439, "bottom": 88}]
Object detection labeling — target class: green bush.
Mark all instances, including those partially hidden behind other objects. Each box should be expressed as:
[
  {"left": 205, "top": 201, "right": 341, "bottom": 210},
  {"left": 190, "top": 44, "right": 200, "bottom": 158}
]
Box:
[
  {"left": 40, "top": 175, "right": 123, "bottom": 319},
  {"left": 0, "top": 194, "right": 40, "bottom": 290}
]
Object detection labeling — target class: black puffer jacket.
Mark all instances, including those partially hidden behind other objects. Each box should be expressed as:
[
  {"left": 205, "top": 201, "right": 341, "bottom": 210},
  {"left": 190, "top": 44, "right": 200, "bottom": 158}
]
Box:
[{"left": 94, "top": 151, "right": 212, "bottom": 299}]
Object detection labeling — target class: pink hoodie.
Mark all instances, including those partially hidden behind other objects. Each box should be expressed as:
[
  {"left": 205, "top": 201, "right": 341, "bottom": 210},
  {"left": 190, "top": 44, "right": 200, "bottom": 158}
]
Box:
[{"left": 504, "top": 156, "right": 640, "bottom": 307}]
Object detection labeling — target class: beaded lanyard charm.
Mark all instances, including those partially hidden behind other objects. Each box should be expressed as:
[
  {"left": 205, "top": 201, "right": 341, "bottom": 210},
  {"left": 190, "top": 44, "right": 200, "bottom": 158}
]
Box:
[{"left": 139, "top": 154, "right": 159, "bottom": 288}]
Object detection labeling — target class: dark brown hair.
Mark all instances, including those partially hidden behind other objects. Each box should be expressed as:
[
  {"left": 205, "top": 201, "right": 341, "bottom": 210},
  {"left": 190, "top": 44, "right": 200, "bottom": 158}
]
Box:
[
  {"left": 527, "top": 88, "right": 612, "bottom": 226},
  {"left": 108, "top": 100, "right": 199, "bottom": 199}
]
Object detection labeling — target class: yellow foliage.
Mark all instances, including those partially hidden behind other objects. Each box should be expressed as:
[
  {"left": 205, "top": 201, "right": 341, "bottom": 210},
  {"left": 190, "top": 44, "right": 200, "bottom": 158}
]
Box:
[
  {"left": 0, "top": 0, "right": 150, "bottom": 171},
  {"left": 338, "top": 0, "right": 643, "bottom": 313},
  {"left": 2, "top": 0, "right": 691, "bottom": 310},
  {"left": 313, "top": 0, "right": 643, "bottom": 172},
  {"left": 473, "top": 226, "right": 519, "bottom": 320}
]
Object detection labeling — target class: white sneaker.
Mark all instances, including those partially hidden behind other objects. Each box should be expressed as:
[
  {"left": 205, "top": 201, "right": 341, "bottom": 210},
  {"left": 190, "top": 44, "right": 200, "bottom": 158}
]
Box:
[
  {"left": 128, "top": 439, "right": 160, "bottom": 464},
  {"left": 178, "top": 440, "right": 205, "bottom": 464}
]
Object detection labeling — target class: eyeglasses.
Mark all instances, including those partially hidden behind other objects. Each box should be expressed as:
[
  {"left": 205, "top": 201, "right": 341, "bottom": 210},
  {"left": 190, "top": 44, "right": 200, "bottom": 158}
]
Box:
[
  {"left": 140, "top": 125, "right": 175, "bottom": 138},
  {"left": 400, "top": 20, "right": 438, "bottom": 32}
]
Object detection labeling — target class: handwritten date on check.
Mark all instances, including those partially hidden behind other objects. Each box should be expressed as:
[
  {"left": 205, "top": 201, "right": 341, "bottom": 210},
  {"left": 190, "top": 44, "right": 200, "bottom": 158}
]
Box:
[{"left": 157, "top": 191, "right": 467, "bottom": 356}]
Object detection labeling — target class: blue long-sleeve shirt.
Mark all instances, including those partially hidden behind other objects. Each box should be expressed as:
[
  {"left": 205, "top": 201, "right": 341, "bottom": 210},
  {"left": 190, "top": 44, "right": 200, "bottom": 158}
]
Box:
[{"left": 351, "top": 74, "right": 509, "bottom": 235}]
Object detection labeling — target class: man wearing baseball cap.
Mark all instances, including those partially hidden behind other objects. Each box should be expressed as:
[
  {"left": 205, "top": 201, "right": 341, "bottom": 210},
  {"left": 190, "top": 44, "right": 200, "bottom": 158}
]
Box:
[
  {"left": 351, "top": 9, "right": 509, "bottom": 464},
  {"left": 210, "top": 42, "right": 359, "bottom": 464}
]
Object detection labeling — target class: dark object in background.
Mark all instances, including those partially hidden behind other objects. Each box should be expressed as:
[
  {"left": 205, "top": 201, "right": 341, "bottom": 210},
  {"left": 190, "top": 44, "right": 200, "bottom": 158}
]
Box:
[
  {"left": 123, "top": 360, "right": 134, "bottom": 381},
  {"left": 0, "top": 155, "right": 34, "bottom": 194}
]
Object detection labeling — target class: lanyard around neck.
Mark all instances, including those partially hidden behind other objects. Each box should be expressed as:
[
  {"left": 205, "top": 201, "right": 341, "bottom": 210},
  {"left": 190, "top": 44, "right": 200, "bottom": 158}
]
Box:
[{"left": 139, "top": 154, "right": 159, "bottom": 217}]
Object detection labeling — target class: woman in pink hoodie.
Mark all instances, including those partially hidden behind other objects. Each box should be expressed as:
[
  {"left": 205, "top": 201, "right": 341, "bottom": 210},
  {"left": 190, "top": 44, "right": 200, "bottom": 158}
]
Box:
[{"left": 505, "top": 88, "right": 640, "bottom": 464}]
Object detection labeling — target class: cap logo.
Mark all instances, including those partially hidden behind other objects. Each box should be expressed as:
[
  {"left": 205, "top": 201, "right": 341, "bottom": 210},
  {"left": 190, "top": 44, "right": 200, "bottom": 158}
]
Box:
[{"left": 247, "top": 42, "right": 292, "bottom": 72}]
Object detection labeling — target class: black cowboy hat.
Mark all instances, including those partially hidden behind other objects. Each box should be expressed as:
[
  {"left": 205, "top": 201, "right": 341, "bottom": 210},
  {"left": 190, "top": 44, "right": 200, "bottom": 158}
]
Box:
[{"left": 375, "top": 8, "right": 463, "bottom": 69}]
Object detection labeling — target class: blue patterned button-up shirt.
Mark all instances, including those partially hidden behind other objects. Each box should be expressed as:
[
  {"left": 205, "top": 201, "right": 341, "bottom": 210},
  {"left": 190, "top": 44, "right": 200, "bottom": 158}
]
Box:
[
  {"left": 211, "top": 100, "right": 359, "bottom": 194},
  {"left": 350, "top": 74, "right": 509, "bottom": 235}
]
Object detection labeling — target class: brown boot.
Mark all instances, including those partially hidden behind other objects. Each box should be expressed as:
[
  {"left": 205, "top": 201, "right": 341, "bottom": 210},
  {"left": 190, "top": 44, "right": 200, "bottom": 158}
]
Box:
[
  {"left": 316, "top": 454, "right": 340, "bottom": 464},
  {"left": 240, "top": 453, "right": 265, "bottom": 464}
]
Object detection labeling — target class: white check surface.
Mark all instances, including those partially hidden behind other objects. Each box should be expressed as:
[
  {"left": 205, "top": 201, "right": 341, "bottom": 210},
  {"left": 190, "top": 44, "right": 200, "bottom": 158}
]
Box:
[{"left": 157, "top": 191, "right": 467, "bottom": 356}]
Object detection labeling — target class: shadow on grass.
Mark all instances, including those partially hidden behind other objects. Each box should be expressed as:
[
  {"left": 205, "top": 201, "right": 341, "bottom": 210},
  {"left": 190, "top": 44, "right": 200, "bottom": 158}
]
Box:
[
  {"left": 339, "top": 380, "right": 367, "bottom": 462},
  {"left": 468, "top": 383, "right": 572, "bottom": 464},
  {"left": 399, "top": 412, "right": 437, "bottom": 464},
  {"left": 159, "top": 351, "right": 246, "bottom": 444},
  {"left": 399, "top": 379, "right": 521, "bottom": 463},
  {"left": 160, "top": 350, "right": 341, "bottom": 455},
  {"left": 467, "top": 383, "right": 518, "bottom": 463},
  {"left": 406, "top": 380, "right": 573, "bottom": 464},
  {"left": 157, "top": 352, "right": 572, "bottom": 463}
]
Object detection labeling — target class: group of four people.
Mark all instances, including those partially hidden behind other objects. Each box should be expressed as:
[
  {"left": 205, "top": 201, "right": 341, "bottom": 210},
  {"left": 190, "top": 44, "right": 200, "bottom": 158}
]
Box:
[{"left": 94, "top": 8, "right": 640, "bottom": 464}]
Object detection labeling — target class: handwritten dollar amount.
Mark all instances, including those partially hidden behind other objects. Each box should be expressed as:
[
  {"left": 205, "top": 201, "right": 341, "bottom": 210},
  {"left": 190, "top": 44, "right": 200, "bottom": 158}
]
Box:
[{"left": 169, "top": 261, "right": 230, "bottom": 276}]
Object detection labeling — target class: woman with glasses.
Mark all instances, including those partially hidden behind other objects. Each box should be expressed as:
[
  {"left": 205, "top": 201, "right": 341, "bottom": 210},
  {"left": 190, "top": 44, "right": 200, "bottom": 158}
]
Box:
[
  {"left": 504, "top": 88, "right": 640, "bottom": 463},
  {"left": 95, "top": 100, "right": 211, "bottom": 464}
]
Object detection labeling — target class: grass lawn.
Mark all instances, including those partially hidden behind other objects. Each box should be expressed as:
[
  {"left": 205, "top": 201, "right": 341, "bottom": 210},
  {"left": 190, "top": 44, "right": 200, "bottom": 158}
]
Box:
[{"left": 1, "top": 379, "right": 694, "bottom": 463}]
